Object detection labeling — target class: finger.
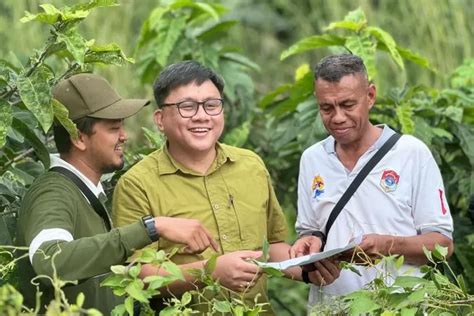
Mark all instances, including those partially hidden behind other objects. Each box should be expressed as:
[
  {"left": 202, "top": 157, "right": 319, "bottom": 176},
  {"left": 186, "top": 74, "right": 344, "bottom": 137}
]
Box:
[
  {"left": 320, "top": 259, "right": 341, "bottom": 278},
  {"left": 202, "top": 228, "right": 220, "bottom": 252},
  {"left": 239, "top": 250, "right": 263, "bottom": 260},
  {"left": 309, "top": 239, "right": 322, "bottom": 253},
  {"left": 289, "top": 246, "right": 296, "bottom": 259}
]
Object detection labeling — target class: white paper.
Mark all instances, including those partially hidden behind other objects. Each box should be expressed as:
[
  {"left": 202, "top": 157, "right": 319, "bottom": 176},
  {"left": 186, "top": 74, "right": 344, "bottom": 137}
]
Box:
[{"left": 257, "top": 235, "right": 363, "bottom": 270}]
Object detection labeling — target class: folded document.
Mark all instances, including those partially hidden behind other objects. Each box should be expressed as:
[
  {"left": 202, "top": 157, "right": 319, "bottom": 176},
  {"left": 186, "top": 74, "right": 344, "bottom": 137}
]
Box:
[{"left": 257, "top": 235, "right": 363, "bottom": 270}]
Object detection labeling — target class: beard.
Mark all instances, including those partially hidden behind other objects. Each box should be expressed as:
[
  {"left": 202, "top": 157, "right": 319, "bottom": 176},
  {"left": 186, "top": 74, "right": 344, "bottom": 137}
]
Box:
[{"left": 101, "top": 156, "right": 125, "bottom": 174}]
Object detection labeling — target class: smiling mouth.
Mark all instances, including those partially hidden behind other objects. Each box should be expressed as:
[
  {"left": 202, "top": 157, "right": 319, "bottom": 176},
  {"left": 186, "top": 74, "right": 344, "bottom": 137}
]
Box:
[{"left": 189, "top": 127, "right": 211, "bottom": 133}]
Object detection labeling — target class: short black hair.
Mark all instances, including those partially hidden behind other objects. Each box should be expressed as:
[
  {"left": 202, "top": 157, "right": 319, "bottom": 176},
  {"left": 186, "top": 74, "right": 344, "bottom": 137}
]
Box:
[
  {"left": 153, "top": 60, "right": 225, "bottom": 107},
  {"left": 53, "top": 117, "right": 100, "bottom": 154},
  {"left": 314, "top": 54, "right": 368, "bottom": 82}
]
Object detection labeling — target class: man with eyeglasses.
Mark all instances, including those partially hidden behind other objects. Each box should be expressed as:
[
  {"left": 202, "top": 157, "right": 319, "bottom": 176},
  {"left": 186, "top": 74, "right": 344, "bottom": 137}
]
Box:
[{"left": 113, "top": 61, "right": 301, "bottom": 314}]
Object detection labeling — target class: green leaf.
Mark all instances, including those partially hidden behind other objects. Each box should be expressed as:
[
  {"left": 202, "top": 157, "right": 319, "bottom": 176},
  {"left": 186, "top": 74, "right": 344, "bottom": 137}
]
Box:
[
  {"left": 124, "top": 296, "right": 134, "bottom": 316},
  {"left": 346, "top": 291, "right": 380, "bottom": 315},
  {"left": 100, "top": 274, "right": 125, "bottom": 287},
  {"left": 345, "top": 33, "right": 377, "bottom": 80},
  {"left": 395, "top": 255, "right": 404, "bottom": 269},
  {"left": 155, "top": 17, "right": 187, "bottom": 67},
  {"left": 85, "top": 43, "right": 134, "bottom": 66},
  {"left": 56, "top": 27, "right": 87, "bottom": 65},
  {"left": 223, "top": 121, "right": 250, "bottom": 147},
  {"left": 456, "top": 274, "right": 468, "bottom": 295},
  {"left": 214, "top": 300, "right": 232, "bottom": 313},
  {"left": 142, "top": 127, "right": 164, "bottom": 149},
  {"left": 193, "top": 2, "right": 221, "bottom": 21},
  {"left": 262, "top": 267, "right": 284, "bottom": 277},
  {"left": 20, "top": 4, "right": 62, "bottom": 24},
  {"left": 17, "top": 66, "right": 54, "bottom": 133},
  {"left": 196, "top": 20, "right": 238, "bottom": 42},
  {"left": 11, "top": 117, "right": 50, "bottom": 169},
  {"left": 52, "top": 99, "right": 78, "bottom": 139},
  {"left": 400, "top": 308, "right": 418, "bottom": 316},
  {"left": 72, "top": 0, "right": 119, "bottom": 12},
  {"left": 161, "top": 261, "right": 184, "bottom": 281},
  {"left": 280, "top": 34, "right": 345, "bottom": 60},
  {"left": 128, "top": 264, "right": 141, "bottom": 279},
  {"left": 0, "top": 100, "right": 13, "bottom": 147},
  {"left": 125, "top": 279, "right": 148, "bottom": 302},
  {"left": 396, "top": 46, "right": 434, "bottom": 71},
  {"left": 111, "top": 265, "right": 127, "bottom": 275},
  {"left": 366, "top": 26, "right": 404, "bottom": 70},
  {"left": 455, "top": 123, "right": 474, "bottom": 166},
  {"left": 76, "top": 292, "right": 85, "bottom": 307},
  {"left": 205, "top": 255, "right": 217, "bottom": 275},
  {"left": 221, "top": 52, "right": 260, "bottom": 72},
  {"left": 393, "top": 276, "right": 429, "bottom": 289},
  {"left": 432, "top": 244, "right": 448, "bottom": 260},
  {"left": 259, "top": 84, "right": 292, "bottom": 109},
  {"left": 422, "top": 246, "right": 434, "bottom": 263},
  {"left": 396, "top": 103, "right": 415, "bottom": 134},
  {"left": 181, "top": 291, "right": 192, "bottom": 306}
]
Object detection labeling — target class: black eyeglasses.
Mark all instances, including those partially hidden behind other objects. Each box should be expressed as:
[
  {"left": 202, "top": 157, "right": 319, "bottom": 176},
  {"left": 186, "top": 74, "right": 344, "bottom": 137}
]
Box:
[{"left": 161, "top": 98, "right": 224, "bottom": 118}]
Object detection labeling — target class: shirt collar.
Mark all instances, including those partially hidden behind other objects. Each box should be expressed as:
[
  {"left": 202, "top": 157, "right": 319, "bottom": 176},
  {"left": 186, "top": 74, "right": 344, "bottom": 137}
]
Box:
[
  {"left": 49, "top": 154, "right": 105, "bottom": 198},
  {"left": 323, "top": 124, "right": 395, "bottom": 154},
  {"left": 157, "top": 142, "right": 236, "bottom": 176}
]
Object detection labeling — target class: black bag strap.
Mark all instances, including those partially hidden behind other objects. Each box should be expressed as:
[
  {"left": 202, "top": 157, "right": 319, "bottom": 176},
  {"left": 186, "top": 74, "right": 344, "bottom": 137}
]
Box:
[
  {"left": 50, "top": 166, "right": 112, "bottom": 231},
  {"left": 323, "top": 132, "right": 402, "bottom": 241}
]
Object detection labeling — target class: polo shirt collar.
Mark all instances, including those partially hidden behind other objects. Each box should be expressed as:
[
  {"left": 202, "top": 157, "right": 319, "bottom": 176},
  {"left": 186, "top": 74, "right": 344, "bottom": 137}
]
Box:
[
  {"left": 158, "top": 142, "right": 236, "bottom": 175},
  {"left": 49, "top": 154, "right": 105, "bottom": 198},
  {"left": 323, "top": 124, "right": 395, "bottom": 154}
]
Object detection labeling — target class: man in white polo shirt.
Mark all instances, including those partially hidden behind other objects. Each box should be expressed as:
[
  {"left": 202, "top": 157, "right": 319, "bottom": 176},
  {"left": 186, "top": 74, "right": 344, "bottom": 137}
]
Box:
[{"left": 290, "top": 54, "right": 454, "bottom": 306}]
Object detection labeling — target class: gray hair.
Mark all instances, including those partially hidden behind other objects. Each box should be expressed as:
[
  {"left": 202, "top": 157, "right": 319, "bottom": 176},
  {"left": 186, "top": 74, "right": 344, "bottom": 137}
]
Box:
[{"left": 314, "top": 54, "right": 368, "bottom": 82}]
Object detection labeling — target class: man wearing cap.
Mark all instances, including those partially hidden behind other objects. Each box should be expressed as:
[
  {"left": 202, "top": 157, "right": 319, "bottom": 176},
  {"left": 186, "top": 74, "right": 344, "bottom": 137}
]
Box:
[{"left": 16, "top": 73, "right": 219, "bottom": 313}]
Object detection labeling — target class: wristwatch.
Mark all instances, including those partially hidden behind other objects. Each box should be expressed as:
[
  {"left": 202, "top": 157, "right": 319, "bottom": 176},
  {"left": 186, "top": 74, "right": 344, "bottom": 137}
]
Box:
[{"left": 141, "top": 215, "right": 160, "bottom": 242}]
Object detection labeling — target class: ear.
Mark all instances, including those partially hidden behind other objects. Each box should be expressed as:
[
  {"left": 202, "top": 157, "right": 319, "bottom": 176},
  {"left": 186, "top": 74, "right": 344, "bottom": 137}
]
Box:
[
  {"left": 153, "top": 109, "right": 164, "bottom": 132},
  {"left": 70, "top": 132, "right": 87, "bottom": 152},
  {"left": 367, "top": 83, "right": 376, "bottom": 110}
]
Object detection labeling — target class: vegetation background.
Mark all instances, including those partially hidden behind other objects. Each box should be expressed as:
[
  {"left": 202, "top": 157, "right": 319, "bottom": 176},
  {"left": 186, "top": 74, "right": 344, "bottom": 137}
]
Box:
[{"left": 0, "top": 0, "right": 473, "bottom": 315}]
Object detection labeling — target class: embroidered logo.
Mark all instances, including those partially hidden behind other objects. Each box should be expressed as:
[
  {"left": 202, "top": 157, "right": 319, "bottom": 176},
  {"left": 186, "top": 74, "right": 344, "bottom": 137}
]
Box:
[
  {"left": 439, "top": 189, "right": 448, "bottom": 215},
  {"left": 380, "top": 170, "right": 399, "bottom": 192},
  {"left": 312, "top": 175, "right": 325, "bottom": 198}
]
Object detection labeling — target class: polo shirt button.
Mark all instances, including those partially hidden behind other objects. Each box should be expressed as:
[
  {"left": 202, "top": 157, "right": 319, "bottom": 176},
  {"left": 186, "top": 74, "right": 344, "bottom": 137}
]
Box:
[
  {"left": 213, "top": 204, "right": 220, "bottom": 210},
  {"left": 222, "top": 234, "right": 227, "bottom": 240}
]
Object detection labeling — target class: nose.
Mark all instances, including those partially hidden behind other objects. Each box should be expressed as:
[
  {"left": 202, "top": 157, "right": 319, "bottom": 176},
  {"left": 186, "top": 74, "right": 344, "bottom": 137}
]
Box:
[
  {"left": 332, "top": 106, "right": 346, "bottom": 123},
  {"left": 119, "top": 126, "right": 128, "bottom": 142}
]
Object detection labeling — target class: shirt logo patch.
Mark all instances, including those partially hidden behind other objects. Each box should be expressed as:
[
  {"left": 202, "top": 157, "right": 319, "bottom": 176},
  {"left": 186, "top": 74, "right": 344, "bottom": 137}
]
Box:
[
  {"left": 312, "top": 175, "right": 325, "bottom": 198},
  {"left": 380, "top": 170, "right": 399, "bottom": 192}
]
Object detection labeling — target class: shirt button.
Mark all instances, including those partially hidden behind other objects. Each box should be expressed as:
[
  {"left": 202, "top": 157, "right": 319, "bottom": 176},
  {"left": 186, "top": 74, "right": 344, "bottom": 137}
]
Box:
[
  {"left": 213, "top": 204, "right": 220, "bottom": 210},
  {"left": 222, "top": 234, "right": 227, "bottom": 240}
]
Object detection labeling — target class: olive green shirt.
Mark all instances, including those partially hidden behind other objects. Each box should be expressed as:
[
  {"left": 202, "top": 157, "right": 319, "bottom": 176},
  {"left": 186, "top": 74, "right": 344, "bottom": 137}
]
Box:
[
  {"left": 16, "top": 171, "right": 152, "bottom": 313},
  {"left": 113, "top": 143, "right": 288, "bottom": 313}
]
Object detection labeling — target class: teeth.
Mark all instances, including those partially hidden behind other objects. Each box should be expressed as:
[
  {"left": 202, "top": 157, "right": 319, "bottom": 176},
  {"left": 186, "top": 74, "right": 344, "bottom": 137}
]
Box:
[{"left": 189, "top": 128, "right": 210, "bottom": 132}]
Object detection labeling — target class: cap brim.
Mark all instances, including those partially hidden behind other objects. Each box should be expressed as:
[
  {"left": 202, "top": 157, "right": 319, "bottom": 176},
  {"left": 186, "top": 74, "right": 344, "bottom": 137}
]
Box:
[{"left": 88, "top": 98, "right": 150, "bottom": 120}]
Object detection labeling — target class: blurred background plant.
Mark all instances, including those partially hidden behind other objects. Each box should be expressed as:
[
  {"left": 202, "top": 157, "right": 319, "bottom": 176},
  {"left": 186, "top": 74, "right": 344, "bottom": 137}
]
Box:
[{"left": 0, "top": 0, "right": 473, "bottom": 315}]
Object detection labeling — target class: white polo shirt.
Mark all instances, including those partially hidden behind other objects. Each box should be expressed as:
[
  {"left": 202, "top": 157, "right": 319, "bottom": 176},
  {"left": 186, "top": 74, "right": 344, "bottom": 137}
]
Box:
[{"left": 296, "top": 125, "right": 453, "bottom": 305}]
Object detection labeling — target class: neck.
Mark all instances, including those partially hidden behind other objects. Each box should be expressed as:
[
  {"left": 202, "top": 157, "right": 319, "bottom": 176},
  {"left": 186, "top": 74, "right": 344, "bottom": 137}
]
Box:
[
  {"left": 336, "top": 124, "right": 382, "bottom": 171},
  {"left": 60, "top": 153, "right": 102, "bottom": 185},
  {"left": 167, "top": 145, "right": 217, "bottom": 175}
]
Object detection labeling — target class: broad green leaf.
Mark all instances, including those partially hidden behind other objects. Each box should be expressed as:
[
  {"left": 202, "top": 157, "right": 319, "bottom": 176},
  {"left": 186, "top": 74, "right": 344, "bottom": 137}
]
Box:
[
  {"left": 345, "top": 33, "right": 377, "bottom": 80},
  {"left": 193, "top": 2, "right": 221, "bottom": 21},
  {"left": 393, "top": 276, "right": 429, "bottom": 289},
  {"left": 449, "top": 58, "right": 474, "bottom": 88},
  {"left": 432, "top": 244, "right": 448, "bottom": 260},
  {"left": 100, "top": 274, "right": 124, "bottom": 287},
  {"left": 56, "top": 27, "right": 87, "bottom": 65},
  {"left": 72, "top": 0, "right": 119, "bottom": 11},
  {"left": 396, "top": 46, "right": 434, "bottom": 71},
  {"left": 76, "top": 292, "right": 85, "bottom": 307},
  {"left": 128, "top": 264, "right": 141, "bottom": 278},
  {"left": 272, "top": 72, "right": 314, "bottom": 116},
  {"left": 223, "top": 121, "right": 250, "bottom": 147},
  {"left": 443, "top": 106, "right": 463, "bottom": 123},
  {"left": 125, "top": 279, "right": 148, "bottom": 302},
  {"left": 0, "top": 100, "right": 13, "bottom": 147},
  {"left": 280, "top": 34, "right": 345, "bottom": 60},
  {"left": 52, "top": 99, "right": 78, "bottom": 140},
  {"left": 381, "top": 311, "right": 396, "bottom": 316},
  {"left": 197, "top": 20, "right": 238, "bottom": 42},
  {"left": 295, "top": 63, "right": 311, "bottom": 81},
  {"left": 221, "top": 52, "right": 260, "bottom": 72},
  {"left": 396, "top": 103, "right": 415, "bottom": 134},
  {"left": 262, "top": 267, "right": 284, "bottom": 277},
  {"left": 400, "top": 308, "right": 418, "bottom": 316},
  {"left": 181, "top": 291, "right": 192, "bottom": 306},
  {"left": 344, "top": 7, "right": 367, "bottom": 24},
  {"left": 455, "top": 123, "right": 474, "bottom": 166},
  {"left": 214, "top": 300, "right": 232, "bottom": 313},
  {"left": 422, "top": 246, "right": 434, "bottom": 263},
  {"left": 456, "top": 274, "right": 468, "bottom": 295},
  {"left": 346, "top": 291, "right": 380, "bottom": 315},
  {"left": 20, "top": 4, "right": 61, "bottom": 24},
  {"left": 262, "top": 238, "right": 270, "bottom": 261},
  {"left": 431, "top": 128, "right": 453, "bottom": 141},
  {"left": 161, "top": 261, "right": 184, "bottom": 281},
  {"left": 155, "top": 16, "right": 187, "bottom": 67},
  {"left": 259, "top": 84, "right": 292, "bottom": 109},
  {"left": 11, "top": 117, "right": 50, "bottom": 169},
  {"left": 85, "top": 43, "right": 134, "bottom": 65},
  {"left": 325, "top": 20, "right": 366, "bottom": 32},
  {"left": 205, "top": 255, "right": 217, "bottom": 275},
  {"left": 110, "top": 265, "right": 127, "bottom": 275},
  {"left": 17, "top": 66, "right": 54, "bottom": 133},
  {"left": 395, "top": 255, "right": 404, "bottom": 269},
  {"left": 124, "top": 296, "right": 134, "bottom": 315},
  {"left": 367, "top": 26, "right": 404, "bottom": 70}
]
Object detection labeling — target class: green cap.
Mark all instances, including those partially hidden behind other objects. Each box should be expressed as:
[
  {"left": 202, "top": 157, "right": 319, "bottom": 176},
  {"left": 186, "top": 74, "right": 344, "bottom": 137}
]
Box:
[{"left": 53, "top": 73, "right": 149, "bottom": 120}]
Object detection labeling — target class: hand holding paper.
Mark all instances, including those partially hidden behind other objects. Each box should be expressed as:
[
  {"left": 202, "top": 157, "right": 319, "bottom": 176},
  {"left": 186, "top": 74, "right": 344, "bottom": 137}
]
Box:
[{"left": 256, "top": 235, "right": 362, "bottom": 271}]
